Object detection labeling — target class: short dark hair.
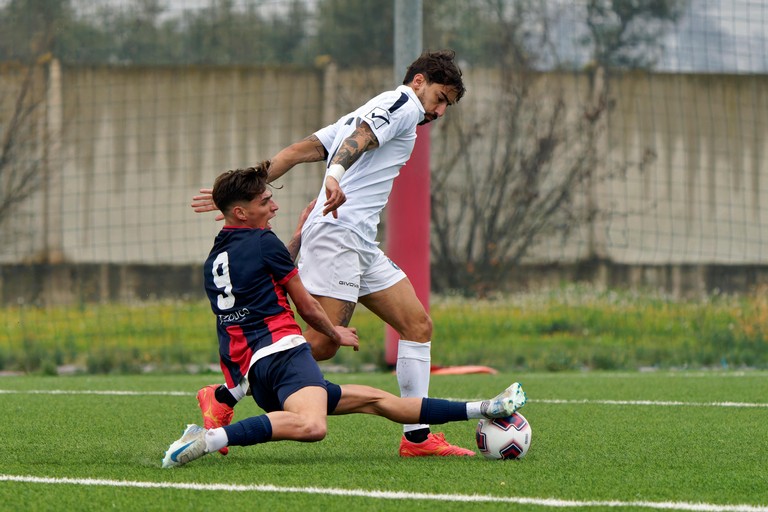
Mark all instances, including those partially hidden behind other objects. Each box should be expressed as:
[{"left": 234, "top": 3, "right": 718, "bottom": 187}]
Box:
[
  {"left": 402, "top": 49, "right": 465, "bottom": 102},
  {"left": 212, "top": 163, "right": 270, "bottom": 215}
]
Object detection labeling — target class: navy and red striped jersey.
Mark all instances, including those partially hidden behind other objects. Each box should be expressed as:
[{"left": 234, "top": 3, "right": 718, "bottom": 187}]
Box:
[{"left": 203, "top": 226, "right": 301, "bottom": 387}]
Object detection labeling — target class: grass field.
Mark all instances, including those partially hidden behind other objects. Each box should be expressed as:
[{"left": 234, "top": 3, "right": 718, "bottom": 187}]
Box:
[
  {"left": 2, "top": 286, "right": 767, "bottom": 374},
  {"left": 1, "top": 371, "right": 767, "bottom": 511}
]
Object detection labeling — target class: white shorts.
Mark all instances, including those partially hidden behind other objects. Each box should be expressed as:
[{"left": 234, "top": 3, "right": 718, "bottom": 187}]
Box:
[{"left": 298, "top": 222, "right": 406, "bottom": 302}]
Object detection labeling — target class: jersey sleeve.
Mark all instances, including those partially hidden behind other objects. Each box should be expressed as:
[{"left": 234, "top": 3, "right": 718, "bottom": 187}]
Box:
[
  {"left": 314, "top": 122, "right": 337, "bottom": 154},
  {"left": 260, "top": 230, "right": 299, "bottom": 285},
  {"left": 316, "top": 90, "right": 419, "bottom": 161},
  {"left": 361, "top": 92, "right": 419, "bottom": 148}
]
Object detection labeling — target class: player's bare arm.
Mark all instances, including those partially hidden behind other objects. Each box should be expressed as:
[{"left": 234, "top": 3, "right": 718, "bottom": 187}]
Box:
[
  {"left": 191, "top": 137, "right": 327, "bottom": 218},
  {"left": 332, "top": 121, "right": 380, "bottom": 170},
  {"left": 284, "top": 275, "right": 359, "bottom": 351},
  {"left": 268, "top": 135, "right": 329, "bottom": 182},
  {"left": 286, "top": 199, "right": 317, "bottom": 261},
  {"left": 321, "top": 122, "right": 379, "bottom": 217}
]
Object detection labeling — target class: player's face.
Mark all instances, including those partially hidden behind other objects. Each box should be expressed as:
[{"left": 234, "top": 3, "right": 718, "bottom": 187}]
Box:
[
  {"left": 413, "top": 75, "right": 459, "bottom": 125},
  {"left": 242, "top": 190, "right": 278, "bottom": 229}
]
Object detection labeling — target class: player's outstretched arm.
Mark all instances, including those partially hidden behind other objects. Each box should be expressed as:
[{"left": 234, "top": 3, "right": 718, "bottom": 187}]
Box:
[
  {"left": 286, "top": 199, "right": 316, "bottom": 261},
  {"left": 285, "top": 274, "right": 359, "bottom": 351},
  {"left": 268, "top": 134, "right": 328, "bottom": 182},
  {"left": 190, "top": 137, "right": 324, "bottom": 219},
  {"left": 191, "top": 187, "right": 220, "bottom": 214}
]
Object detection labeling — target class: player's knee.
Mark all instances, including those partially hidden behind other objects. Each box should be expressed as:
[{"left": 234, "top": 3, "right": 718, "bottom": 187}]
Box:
[
  {"left": 393, "top": 311, "right": 432, "bottom": 343},
  {"left": 310, "top": 340, "right": 340, "bottom": 361},
  {"left": 405, "top": 312, "right": 432, "bottom": 341},
  {"left": 305, "top": 330, "right": 341, "bottom": 361},
  {"left": 301, "top": 420, "right": 327, "bottom": 442},
  {"left": 422, "top": 313, "right": 433, "bottom": 339}
]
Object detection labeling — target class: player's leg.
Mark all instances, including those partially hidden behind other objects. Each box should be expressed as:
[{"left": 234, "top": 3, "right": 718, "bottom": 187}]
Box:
[
  {"left": 163, "top": 386, "right": 328, "bottom": 468},
  {"left": 208, "top": 344, "right": 331, "bottom": 449},
  {"left": 164, "top": 343, "right": 331, "bottom": 468},
  {"left": 360, "top": 276, "right": 432, "bottom": 341},
  {"left": 333, "top": 383, "right": 528, "bottom": 423},
  {"left": 196, "top": 359, "right": 249, "bottom": 455},
  {"left": 359, "top": 277, "right": 478, "bottom": 455},
  {"left": 356, "top": 249, "right": 433, "bottom": 433},
  {"left": 265, "top": 386, "right": 328, "bottom": 441},
  {"left": 303, "top": 295, "right": 357, "bottom": 360},
  {"left": 297, "top": 223, "right": 361, "bottom": 361},
  {"left": 333, "top": 384, "right": 436, "bottom": 423},
  {"left": 359, "top": 278, "right": 433, "bottom": 421}
]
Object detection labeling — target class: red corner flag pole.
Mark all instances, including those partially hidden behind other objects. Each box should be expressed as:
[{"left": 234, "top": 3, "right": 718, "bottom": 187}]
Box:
[{"left": 385, "top": 124, "right": 431, "bottom": 366}]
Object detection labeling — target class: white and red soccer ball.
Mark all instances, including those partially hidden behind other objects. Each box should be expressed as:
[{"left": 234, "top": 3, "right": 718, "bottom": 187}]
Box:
[{"left": 475, "top": 412, "right": 532, "bottom": 460}]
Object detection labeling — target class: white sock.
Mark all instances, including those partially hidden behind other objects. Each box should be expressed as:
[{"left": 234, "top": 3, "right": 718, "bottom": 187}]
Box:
[
  {"left": 396, "top": 339, "right": 431, "bottom": 433},
  {"left": 205, "top": 427, "right": 229, "bottom": 453},
  {"left": 466, "top": 400, "right": 490, "bottom": 419}
]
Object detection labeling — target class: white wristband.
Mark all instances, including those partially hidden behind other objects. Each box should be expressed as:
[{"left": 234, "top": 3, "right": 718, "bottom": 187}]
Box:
[{"left": 326, "top": 164, "right": 346, "bottom": 183}]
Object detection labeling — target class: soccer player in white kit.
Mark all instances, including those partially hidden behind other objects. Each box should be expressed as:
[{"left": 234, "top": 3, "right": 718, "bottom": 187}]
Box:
[{"left": 193, "top": 50, "right": 526, "bottom": 456}]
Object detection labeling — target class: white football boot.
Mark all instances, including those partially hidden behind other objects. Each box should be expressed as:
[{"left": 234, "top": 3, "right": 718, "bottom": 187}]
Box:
[{"left": 481, "top": 382, "right": 527, "bottom": 418}]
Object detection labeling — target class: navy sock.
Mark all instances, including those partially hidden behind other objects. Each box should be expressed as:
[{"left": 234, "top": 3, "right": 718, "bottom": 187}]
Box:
[
  {"left": 404, "top": 428, "right": 430, "bottom": 443},
  {"left": 419, "top": 398, "right": 468, "bottom": 425},
  {"left": 222, "top": 415, "right": 272, "bottom": 446}
]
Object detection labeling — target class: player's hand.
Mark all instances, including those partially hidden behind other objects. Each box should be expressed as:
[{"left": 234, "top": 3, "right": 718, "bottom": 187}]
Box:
[
  {"left": 287, "top": 199, "right": 316, "bottom": 258},
  {"left": 334, "top": 326, "right": 359, "bottom": 352},
  {"left": 191, "top": 188, "right": 224, "bottom": 221},
  {"left": 296, "top": 199, "right": 317, "bottom": 230},
  {"left": 323, "top": 176, "right": 346, "bottom": 218}
]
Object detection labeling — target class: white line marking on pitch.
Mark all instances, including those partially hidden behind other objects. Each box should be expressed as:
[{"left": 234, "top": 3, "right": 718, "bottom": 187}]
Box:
[
  {"left": 1, "top": 475, "right": 766, "bottom": 511},
  {"left": 1, "top": 389, "right": 767, "bottom": 408},
  {"left": 0, "top": 389, "right": 191, "bottom": 396},
  {"left": 533, "top": 399, "right": 768, "bottom": 408}
]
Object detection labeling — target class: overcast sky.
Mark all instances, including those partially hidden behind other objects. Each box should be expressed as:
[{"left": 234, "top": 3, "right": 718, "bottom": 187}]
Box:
[
  {"left": 661, "top": 0, "right": 768, "bottom": 72},
  {"left": 545, "top": 0, "right": 768, "bottom": 72},
  {"left": 161, "top": 0, "right": 768, "bottom": 72},
  {"left": 47, "top": 0, "right": 768, "bottom": 73}
]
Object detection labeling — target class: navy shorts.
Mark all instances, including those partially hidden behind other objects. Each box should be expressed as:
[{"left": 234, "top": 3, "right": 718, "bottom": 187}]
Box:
[{"left": 247, "top": 342, "right": 341, "bottom": 414}]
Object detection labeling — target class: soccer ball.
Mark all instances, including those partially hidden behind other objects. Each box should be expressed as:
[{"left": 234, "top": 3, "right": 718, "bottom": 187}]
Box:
[{"left": 475, "top": 412, "right": 532, "bottom": 460}]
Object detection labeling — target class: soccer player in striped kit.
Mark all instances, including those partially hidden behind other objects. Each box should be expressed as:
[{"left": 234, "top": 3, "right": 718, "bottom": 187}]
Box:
[{"left": 164, "top": 166, "right": 526, "bottom": 467}]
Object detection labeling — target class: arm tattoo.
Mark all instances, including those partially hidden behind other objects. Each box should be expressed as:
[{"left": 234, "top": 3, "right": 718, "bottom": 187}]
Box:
[
  {"left": 333, "top": 123, "right": 379, "bottom": 169},
  {"left": 303, "top": 134, "right": 329, "bottom": 160},
  {"left": 286, "top": 233, "right": 301, "bottom": 262},
  {"left": 334, "top": 140, "right": 362, "bottom": 169}
]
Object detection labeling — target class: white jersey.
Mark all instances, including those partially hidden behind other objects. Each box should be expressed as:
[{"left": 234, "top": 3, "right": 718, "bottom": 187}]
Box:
[{"left": 304, "top": 85, "right": 425, "bottom": 244}]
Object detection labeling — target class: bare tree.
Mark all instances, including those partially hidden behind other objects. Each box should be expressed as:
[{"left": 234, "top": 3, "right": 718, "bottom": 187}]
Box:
[
  {"left": 431, "top": 73, "right": 606, "bottom": 295},
  {"left": 0, "top": 55, "right": 49, "bottom": 248},
  {"left": 429, "top": 0, "right": 683, "bottom": 296},
  {"left": 0, "top": 0, "right": 67, "bottom": 254}
]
